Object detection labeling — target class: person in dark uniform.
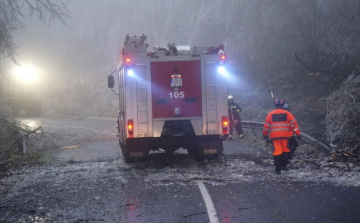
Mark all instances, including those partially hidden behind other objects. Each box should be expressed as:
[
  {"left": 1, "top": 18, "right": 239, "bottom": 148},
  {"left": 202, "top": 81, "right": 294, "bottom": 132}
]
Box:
[{"left": 228, "top": 95, "right": 244, "bottom": 140}]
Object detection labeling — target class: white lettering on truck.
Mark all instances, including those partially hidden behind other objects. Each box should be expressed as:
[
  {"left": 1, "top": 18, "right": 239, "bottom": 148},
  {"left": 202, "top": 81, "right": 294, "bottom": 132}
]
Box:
[{"left": 168, "top": 91, "right": 185, "bottom": 98}]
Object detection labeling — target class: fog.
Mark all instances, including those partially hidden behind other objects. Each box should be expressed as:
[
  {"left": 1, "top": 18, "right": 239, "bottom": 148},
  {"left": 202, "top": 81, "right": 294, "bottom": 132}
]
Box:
[
  {"left": 5, "top": 0, "right": 360, "bottom": 123},
  {"left": 7, "top": 0, "right": 254, "bottom": 117}
]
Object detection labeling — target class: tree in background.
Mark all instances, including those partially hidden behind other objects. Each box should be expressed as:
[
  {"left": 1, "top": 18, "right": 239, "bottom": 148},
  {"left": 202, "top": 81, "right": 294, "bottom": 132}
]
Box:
[
  {"left": 241, "top": 0, "right": 360, "bottom": 79},
  {"left": 0, "top": 0, "right": 69, "bottom": 163},
  {"left": 234, "top": 0, "right": 360, "bottom": 130},
  {"left": 0, "top": 0, "right": 69, "bottom": 63},
  {"left": 242, "top": 0, "right": 360, "bottom": 148}
]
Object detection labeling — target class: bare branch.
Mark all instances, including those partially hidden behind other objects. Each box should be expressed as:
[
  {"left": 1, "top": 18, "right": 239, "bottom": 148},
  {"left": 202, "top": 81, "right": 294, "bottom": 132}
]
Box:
[
  {"left": 0, "top": 0, "right": 69, "bottom": 61},
  {"left": 293, "top": 52, "right": 349, "bottom": 76}
]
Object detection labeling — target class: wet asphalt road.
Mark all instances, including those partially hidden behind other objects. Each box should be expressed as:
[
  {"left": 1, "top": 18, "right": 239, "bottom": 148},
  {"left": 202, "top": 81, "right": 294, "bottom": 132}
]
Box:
[{"left": 0, "top": 117, "right": 359, "bottom": 223}]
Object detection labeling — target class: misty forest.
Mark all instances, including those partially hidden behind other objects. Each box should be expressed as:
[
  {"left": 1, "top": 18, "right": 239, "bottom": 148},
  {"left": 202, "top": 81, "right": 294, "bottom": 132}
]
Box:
[{"left": 1, "top": 0, "right": 360, "bottom": 161}]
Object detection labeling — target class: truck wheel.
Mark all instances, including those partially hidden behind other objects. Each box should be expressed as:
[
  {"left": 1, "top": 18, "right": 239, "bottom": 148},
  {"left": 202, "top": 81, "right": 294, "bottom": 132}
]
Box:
[
  {"left": 187, "top": 147, "right": 195, "bottom": 157},
  {"left": 186, "top": 141, "right": 204, "bottom": 161}
]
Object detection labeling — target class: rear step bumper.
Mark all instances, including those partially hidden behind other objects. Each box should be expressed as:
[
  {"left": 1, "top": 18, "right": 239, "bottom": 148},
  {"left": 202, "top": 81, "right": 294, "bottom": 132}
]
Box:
[{"left": 124, "top": 135, "right": 226, "bottom": 158}]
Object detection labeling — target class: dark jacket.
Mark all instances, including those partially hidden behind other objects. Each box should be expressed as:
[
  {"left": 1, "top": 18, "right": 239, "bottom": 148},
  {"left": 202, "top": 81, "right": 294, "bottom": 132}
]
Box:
[{"left": 228, "top": 101, "right": 242, "bottom": 121}]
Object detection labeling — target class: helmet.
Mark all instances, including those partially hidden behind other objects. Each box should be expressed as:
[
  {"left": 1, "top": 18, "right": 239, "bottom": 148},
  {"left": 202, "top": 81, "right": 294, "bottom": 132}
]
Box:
[
  {"left": 283, "top": 103, "right": 290, "bottom": 111},
  {"left": 228, "top": 95, "right": 234, "bottom": 100},
  {"left": 274, "top": 98, "right": 284, "bottom": 107}
]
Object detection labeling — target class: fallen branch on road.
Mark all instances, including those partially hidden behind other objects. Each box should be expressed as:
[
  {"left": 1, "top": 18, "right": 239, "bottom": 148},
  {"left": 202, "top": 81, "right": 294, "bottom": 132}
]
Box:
[
  {"left": 182, "top": 211, "right": 206, "bottom": 218},
  {"left": 0, "top": 113, "right": 44, "bottom": 163}
]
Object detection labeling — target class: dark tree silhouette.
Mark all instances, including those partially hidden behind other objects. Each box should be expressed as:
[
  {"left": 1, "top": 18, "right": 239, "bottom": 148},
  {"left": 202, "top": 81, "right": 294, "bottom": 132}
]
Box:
[
  {"left": 0, "top": 0, "right": 69, "bottom": 162},
  {"left": 0, "top": 0, "right": 69, "bottom": 63}
]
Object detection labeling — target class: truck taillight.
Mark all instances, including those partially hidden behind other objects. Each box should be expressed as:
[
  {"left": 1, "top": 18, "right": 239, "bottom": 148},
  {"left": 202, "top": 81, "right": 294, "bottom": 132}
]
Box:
[
  {"left": 222, "top": 116, "right": 228, "bottom": 134},
  {"left": 128, "top": 119, "right": 134, "bottom": 136},
  {"left": 125, "top": 58, "right": 131, "bottom": 63}
]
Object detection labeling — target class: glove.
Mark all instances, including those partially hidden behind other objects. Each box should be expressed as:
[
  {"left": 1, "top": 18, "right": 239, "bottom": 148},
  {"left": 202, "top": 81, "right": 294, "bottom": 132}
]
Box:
[
  {"left": 263, "top": 136, "right": 271, "bottom": 146},
  {"left": 296, "top": 135, "right": 302, "bottom": 141}
]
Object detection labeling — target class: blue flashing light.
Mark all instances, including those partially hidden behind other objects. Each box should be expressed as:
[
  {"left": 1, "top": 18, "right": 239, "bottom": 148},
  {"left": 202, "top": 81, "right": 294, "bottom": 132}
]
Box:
[
  {"left": 127, "top": 69, "right": 134, "bottom": 76},
  {"left": 217, "top": 66, "right": 226, "bottom": 75}
]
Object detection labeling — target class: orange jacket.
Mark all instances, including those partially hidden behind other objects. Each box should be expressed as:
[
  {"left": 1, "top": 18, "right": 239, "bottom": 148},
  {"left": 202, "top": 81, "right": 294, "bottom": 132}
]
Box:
[{"left": 263, "top": 108, "right": 301, "bottom": 139}]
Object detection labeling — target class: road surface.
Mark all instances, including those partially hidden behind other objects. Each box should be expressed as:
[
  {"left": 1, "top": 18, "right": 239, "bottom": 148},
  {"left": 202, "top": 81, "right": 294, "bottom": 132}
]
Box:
[{"left": 0, "top": 117, "right": 359, "bottom": 223}]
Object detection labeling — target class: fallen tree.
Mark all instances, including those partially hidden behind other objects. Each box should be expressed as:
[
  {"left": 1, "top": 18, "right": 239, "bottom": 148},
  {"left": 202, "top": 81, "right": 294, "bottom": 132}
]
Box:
[
  {"left": 0, "top": 110, "right": 42, "bottom": 163},
  {"left": 325, "top": 72, "right": 360, "bottom": 155}
]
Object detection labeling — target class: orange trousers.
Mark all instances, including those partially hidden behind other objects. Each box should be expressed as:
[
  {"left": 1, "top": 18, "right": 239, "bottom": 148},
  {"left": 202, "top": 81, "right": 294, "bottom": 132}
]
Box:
[{"left": 272, "top": 139, "right": 290, "bottom": 156}]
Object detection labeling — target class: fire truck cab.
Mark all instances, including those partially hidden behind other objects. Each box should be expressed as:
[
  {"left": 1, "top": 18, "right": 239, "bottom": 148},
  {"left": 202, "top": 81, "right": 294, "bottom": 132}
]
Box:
[{"left": 108, "top": 34, "right": 229, "bottom": 162}]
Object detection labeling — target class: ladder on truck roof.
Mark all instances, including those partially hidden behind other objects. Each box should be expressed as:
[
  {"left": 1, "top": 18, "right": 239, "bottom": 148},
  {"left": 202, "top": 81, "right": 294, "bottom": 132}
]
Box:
[
  {"left": 125, "top": 34, "right": 147, "bottom": 41},
  {"left": 124, "top": 34, "right": 148, "bottom": 54},
  {"left": 192, "top": 45, "right": 225, "bottom": 55}
]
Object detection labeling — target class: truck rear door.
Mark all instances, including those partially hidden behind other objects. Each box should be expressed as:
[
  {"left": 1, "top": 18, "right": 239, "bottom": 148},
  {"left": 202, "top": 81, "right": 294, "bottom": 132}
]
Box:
[{"left": 150, "top": 59, "right": 202, "bottom": 119}]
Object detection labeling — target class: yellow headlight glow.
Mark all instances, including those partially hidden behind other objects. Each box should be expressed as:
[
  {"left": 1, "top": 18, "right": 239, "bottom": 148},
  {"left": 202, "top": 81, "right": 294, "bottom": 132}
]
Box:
[{"left": 12, "top": 65, "right": 39, "bottom": 83}]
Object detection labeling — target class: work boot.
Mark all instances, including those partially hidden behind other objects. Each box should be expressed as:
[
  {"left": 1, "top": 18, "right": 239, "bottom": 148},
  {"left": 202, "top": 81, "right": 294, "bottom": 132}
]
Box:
[
  {"left": 239, "top": 134, "right": 244, "bottom": 138},
  {"left": 281, "top": 152, "right": 290, "bottom": 168},
  {"left": 228, "top": 135, "right": 233, "bottom": 140},
  {"left": 275, "top": 167, "right": 281, "bottom": 175},
  {"left": 281, "top": 166, "right": 289, "bottom": 171},
  {"left": 274, "top": 155, "right": 282, "bottom": 168}
]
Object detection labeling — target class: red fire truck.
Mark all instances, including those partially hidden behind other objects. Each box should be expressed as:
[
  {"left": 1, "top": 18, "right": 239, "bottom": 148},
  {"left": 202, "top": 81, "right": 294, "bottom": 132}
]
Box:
[{"left": 108, "top": 34, "right": 229, "bottom": 162}]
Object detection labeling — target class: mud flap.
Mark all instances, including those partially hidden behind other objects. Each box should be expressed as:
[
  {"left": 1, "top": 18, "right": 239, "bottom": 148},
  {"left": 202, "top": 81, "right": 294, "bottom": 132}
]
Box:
[
  {"left": 196, "top": 135, "right": 224, "bottom": 159},
  {"left": 123, "top": 138, "right": 154, "bottom": 162}
]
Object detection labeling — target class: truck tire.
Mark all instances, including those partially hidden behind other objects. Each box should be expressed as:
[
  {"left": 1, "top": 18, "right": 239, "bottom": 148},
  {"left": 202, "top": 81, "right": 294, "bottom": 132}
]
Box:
[
  {"left": 186, "top": 139, "right": 204, "bottom": 161},
  {"left": 189, "top": 144, "right": 206, "bottom": 162}
]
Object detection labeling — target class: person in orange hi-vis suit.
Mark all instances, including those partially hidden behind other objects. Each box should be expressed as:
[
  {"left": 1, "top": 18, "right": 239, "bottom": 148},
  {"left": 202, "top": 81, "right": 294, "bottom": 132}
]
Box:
[{"left": 263, "top": 98, "right": 301, "bottom": 175}]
